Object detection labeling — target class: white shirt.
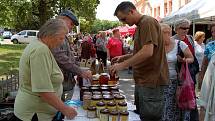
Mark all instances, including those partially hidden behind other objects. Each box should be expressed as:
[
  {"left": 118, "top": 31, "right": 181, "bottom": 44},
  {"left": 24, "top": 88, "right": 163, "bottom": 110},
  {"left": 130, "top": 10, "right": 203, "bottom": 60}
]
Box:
[
  {"left": 166, "top": 39, "right": 188, "bottom": 80},
  {"left": 194, "top": 41, "right": 205, "bottom": 70}
]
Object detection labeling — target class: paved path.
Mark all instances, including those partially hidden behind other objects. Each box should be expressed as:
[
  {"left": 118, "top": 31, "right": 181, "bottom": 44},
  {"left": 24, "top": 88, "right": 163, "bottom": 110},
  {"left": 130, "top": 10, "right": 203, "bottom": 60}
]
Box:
[
  {"left": 0, "top": 39, "right": 13, "bottom": 44},
  {"left": 118, "top": 69, "right": 135, "bottom": 103}
]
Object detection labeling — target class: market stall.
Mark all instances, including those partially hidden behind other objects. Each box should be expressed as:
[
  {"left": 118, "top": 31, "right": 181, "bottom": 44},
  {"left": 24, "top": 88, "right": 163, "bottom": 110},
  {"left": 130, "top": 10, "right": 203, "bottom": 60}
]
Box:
[
  {"left": 162, "top": 0, "right": 215, "bottom": 24},
  {"left": 64, "top": 86, "right": 140, "bottom": 121},
  {"left": 63, "top": 59, "right": 140, "bottom": 121}
]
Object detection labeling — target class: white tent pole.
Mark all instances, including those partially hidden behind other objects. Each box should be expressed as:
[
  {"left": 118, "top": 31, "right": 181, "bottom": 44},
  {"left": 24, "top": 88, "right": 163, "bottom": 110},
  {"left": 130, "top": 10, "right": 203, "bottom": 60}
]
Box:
[{"left": 192, "top": 21, "right": 195, "bottom": 37}]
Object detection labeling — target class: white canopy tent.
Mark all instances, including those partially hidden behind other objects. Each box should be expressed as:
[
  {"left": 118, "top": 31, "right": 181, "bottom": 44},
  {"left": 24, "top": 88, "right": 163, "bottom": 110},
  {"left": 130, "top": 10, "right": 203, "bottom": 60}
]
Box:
[{"left": 162, "top": 0, "right": 215, "bottom": 24}]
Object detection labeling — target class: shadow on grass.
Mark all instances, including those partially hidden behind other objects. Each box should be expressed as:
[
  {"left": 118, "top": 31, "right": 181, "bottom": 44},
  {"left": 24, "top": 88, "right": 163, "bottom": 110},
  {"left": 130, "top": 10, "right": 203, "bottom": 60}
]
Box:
[
  {"left": 0, "top": 52, "right": 22, "bottom": 62},
  {"left": 0, "top": 52, "right": 22, "bottom": 75},
  {"left": 0, "top": 44, "right": 26, "bottom": 50}
]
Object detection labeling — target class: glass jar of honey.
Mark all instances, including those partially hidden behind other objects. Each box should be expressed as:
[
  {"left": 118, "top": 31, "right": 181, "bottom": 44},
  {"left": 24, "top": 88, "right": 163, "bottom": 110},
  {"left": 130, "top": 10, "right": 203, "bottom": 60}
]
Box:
[
  {"left": 100, "top": 109, "right": 109, "bottom": 121},
  {"left": 119, "top": 111, "right": 129, "bottom": 121},
  {"left": 83, "top": 94, "right": 91, "bottom": 110},
  {"left": 114, "top": 95, "right": 125, "bottom": 103},
  {"left": 117, "top": 102, "right": 127, "bottom": 112},
  {"left": 99, "top": 73, "right": 109, "bottom": 85},
  {"left": 103, "top": 95, "right": 114, "bottom": 105},
  {"left": 92, "top": 74, "right": 100, "bottom": 85},
  {"left": 91, "top": 95, "right": 102, "bottom": 107},
  {"left": 109, "top": 110, "right": 119, "bottom": 121},
  {"left": 96, "top": 101, "right": 106, "bottom": 118},
  {"left": 111, "top": 91, "right": 120, "bottom": 97},
  {"left": 107, "top": 102, "right": 116, "bottom": 112},
  {"left": 80, "top": 86, "right": 90, "bottom": 101},
  {"left": 87, "top": 106, "right": 97, "bottom": 118}
]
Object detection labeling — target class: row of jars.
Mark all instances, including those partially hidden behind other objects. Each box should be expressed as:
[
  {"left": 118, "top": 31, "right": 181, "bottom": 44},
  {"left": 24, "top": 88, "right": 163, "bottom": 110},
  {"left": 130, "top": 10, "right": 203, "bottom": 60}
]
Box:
[
  {"left": 83, "top": 93, "right": 126, "bottom": 109},
  {"left": 80, "top": 85, "right": 119, "bottom": 101},
  {"left": 87, "top": 106, "right": 129, "bottom": 121},
  {"left": 92, "top": 73, "right": 119, "bottom": 85}
]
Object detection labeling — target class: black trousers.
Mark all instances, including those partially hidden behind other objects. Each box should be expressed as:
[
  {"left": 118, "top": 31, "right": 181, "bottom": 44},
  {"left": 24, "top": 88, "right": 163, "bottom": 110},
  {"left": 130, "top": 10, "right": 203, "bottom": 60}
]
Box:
[
  {"left": 96, "top": 50, "right": 107, "bottom": 67},
  {"left": 9, "top": 113, "right": 38, "bottom": 121}
]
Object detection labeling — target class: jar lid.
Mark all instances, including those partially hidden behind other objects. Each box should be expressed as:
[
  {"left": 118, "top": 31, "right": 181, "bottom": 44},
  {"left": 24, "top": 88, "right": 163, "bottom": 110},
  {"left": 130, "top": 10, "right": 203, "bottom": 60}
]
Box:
[
  {"left": 83, "top": 94, "right": 91, "bottom": 99},
  {"left": 118, "top": 102, "right": 127, "bottom": 106},
  {"left": 93, "top": 91, "right": 102, "bottom": 95},
  {"left": 103, "top": 95, "right": 114, "bottom": 100},
  {"left": 90, "top": 86, "right": 100, "bottom": 90},
  {"left": 92, "top": 95, "right": 102, "bottom": 100},
  {"left": 87, "top": 106, "right": 96, "bottom": 111},
  {"left": 114, "top": 95, "right": 125, "bottom": 99},
  {"left": 110, "top": 110, "right": 118, "bottom": 115},
  {"left": 107, "top": 102, "right": 116, "bottom": 106},
  {"left": 96, "top": 101, "right": 105, "bottom": 106},
  {"left": 110, "top": 86, "right": 119, "bottom": 90},
  {"left": 83, "top": 91, "right": 91, "bottom": 95},
  {"left": 101, "top": 87, "right": 109, "bottom": 90},
  {"left": 101, "top": 85, "right": 108, "bottom": 87},
  {"left": 102, "top": 91, "right": 111, "bottom": 94},
  {"left": 100, "top": 73, "right": 109, "bottom": 76},
  {"left": 100, "top": 109, "right": 109, "bottom": 114},
  {"left": 111, "top": 91, "right": 120, "bottom": 94},
  {"left": 81, "top": 86, "right": 89, "bottom": 90},
  {"left": 120, "top": 111, "right": 129, "bottom": 115}
]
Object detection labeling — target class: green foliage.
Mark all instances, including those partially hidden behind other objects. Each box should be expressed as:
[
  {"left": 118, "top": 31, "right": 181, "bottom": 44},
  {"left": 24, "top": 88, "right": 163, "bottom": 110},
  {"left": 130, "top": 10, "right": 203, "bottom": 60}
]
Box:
[
  {"left": 0, "top": 44, "right": 26, "bottom": 75},
  {"left": 89, "top": 19, "right": 123, "bottom": 33},
  {"left": 0, "top": 0, "right": 121, "bottom": 34},
  {"left": 0, "top": 0, "right": 100, "bottom": 31}
]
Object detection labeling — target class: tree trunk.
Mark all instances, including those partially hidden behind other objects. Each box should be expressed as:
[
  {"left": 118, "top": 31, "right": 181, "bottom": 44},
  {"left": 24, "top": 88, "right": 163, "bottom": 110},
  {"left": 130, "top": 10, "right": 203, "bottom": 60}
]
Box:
[{"left": 38, "top": 0, "right": 48, "bottom": 27}]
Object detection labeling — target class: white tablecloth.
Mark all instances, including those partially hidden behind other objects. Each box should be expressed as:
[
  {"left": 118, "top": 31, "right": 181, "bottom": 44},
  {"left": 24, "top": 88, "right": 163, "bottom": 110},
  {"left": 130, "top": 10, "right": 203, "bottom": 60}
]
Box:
[{"left": 64, "top": 86, "right": 140, "bottom": 121}]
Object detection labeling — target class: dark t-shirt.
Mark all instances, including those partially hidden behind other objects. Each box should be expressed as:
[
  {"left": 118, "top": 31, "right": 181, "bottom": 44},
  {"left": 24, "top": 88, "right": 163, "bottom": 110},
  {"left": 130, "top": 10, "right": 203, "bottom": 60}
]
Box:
[{"left": 133, "top": 15, "right": 169, "bottom": 87}]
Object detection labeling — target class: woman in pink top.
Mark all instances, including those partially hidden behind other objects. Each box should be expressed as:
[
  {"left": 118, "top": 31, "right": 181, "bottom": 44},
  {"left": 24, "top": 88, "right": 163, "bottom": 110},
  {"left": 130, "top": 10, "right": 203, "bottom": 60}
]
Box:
[{"left": 106, "top": 29, "right": 123, "bottom": 60}]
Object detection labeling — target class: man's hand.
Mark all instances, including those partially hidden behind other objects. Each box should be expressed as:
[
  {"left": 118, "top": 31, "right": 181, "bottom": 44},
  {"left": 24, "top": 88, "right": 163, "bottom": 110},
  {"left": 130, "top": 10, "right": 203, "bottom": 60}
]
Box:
[
  {"left": 109, "top": 62, "right": 127, "bottom": 75},
  {"left": 81, "top": 70, "right": 92, "bottom": 79},
  {"left": 111, "top": 56, "right": 122, "bottom": 64}
]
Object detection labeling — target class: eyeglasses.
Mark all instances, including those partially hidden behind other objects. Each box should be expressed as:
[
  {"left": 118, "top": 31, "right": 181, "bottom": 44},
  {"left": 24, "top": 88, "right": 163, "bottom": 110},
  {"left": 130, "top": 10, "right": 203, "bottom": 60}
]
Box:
[{"left": 179, "top": 27, "right": 190, "bottom": 30}]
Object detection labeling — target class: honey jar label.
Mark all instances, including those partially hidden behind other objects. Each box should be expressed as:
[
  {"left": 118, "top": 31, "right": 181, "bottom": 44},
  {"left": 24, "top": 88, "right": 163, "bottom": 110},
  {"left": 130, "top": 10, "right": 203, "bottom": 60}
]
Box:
[
  {"left": 121, "top": 116, "right": 128, "bottom": 121},
  {"left": 109, "top": 116, "right": 118, "bottom": 121}
]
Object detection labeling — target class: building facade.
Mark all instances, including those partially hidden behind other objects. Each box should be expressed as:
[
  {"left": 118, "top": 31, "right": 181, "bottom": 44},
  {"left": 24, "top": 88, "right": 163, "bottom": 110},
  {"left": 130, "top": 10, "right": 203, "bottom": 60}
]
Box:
[{"left": 133, "top": 0, "right": 192, "bottom": 21}]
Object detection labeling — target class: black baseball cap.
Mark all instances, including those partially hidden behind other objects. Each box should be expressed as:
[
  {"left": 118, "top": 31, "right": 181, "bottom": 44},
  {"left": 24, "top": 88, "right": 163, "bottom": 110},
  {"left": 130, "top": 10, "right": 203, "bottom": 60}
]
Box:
[{"left": 59, "top": 10, "right": 79, "bottom": 26}]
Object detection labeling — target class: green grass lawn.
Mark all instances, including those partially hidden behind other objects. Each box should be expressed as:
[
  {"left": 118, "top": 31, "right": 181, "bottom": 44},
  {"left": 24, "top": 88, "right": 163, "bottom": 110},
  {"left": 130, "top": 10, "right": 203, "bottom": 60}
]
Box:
[{"left": 0, "top": 44, "right": 26, "bottom": 76}]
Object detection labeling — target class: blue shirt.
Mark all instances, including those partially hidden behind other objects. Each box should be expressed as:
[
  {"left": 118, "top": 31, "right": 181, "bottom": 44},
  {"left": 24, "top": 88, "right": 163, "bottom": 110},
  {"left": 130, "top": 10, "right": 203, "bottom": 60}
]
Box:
[{"left": 204, "top": 41, "right": 215, "bottom": 61}]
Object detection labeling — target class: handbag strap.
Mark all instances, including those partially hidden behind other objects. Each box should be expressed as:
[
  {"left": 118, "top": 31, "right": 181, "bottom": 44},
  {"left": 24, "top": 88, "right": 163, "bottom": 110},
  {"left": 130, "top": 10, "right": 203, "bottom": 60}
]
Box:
[
  {"left": 176, "top": 40, "right": 182, "bottom": 85},
  {"left": 176, "top": 40, "right": 181, "bottom": 73}
]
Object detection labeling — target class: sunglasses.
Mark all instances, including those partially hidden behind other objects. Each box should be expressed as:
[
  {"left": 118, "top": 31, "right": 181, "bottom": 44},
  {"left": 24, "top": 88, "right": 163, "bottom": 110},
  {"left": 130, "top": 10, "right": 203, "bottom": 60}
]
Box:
[{"left": 179, "top": 27, "right": 190, "bottom": 30}]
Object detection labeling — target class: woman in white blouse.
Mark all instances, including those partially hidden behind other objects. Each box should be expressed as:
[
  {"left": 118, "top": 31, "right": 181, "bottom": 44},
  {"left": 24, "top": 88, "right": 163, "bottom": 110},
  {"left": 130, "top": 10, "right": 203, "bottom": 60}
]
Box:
[
  {"left": 160, "top": 23, "right": 194, "bottom": 121},
  {"left": 194, "top": 31, "right": 205, "bottom": 90}
]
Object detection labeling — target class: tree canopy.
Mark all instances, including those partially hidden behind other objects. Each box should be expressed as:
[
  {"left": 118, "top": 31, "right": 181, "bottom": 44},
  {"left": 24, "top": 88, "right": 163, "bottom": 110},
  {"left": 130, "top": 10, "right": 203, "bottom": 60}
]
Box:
[{"left": 0, "top": 0, "right": 100, "bottom": 31}]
